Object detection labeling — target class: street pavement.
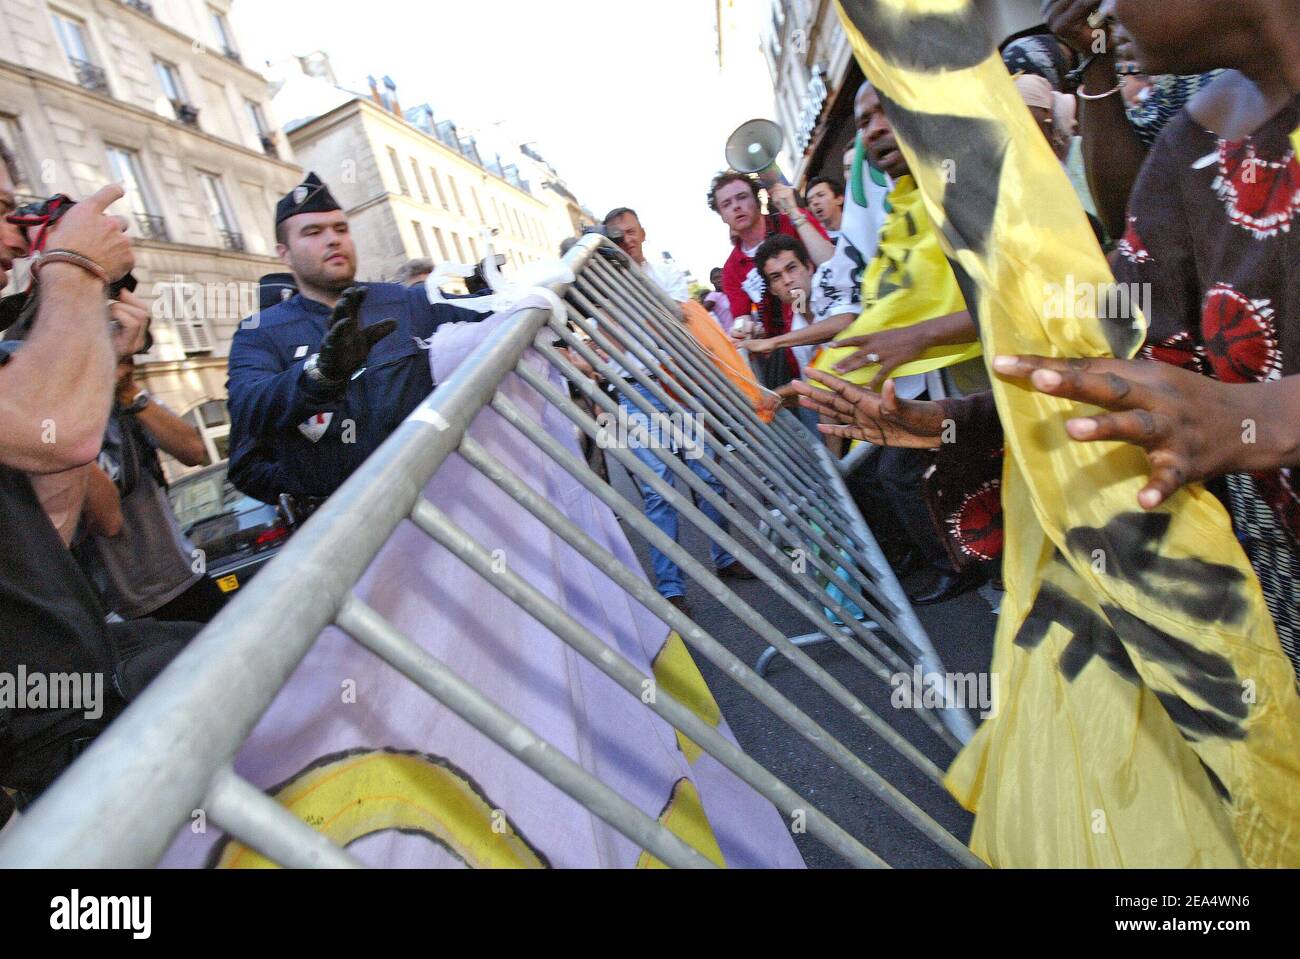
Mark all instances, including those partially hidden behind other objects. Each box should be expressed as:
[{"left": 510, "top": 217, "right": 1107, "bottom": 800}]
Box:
[{"left": 607, "top": 452, "right": 1000, "bottom": 869}]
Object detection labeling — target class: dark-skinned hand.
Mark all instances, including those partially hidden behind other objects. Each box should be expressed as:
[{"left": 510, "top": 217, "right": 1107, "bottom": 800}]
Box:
[
  {"left": 831, "top": 326, "right": 933, "bottom": 389},
  {"left": 1042, "top": 0, "right": 1111, "bottom": 56},
  {"left": 316, "top": 286, "right": 395, "bottom": 384},
  {"left": 790, "top": 369, "right": 948, "bottom": 448},
  {"left": 993, "top": 354, "right": 1272, "bottom": 510}
]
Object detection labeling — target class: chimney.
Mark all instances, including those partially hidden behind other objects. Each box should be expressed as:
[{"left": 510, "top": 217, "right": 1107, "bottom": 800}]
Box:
[{"left": 383, "top": 76, "right": 401, "bottom": 116}]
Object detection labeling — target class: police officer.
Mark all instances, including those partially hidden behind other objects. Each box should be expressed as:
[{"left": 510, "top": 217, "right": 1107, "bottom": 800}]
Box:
[{"left": 227, "top": 173, "right": 481, "bottom": 500}]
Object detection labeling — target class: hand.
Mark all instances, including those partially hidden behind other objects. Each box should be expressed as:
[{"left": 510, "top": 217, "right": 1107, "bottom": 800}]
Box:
[
  {"left": 746, "top": 336, "right": 780, "bottom": 355},
  {"left": 791, "top": 369, "right": 948, "bottom": 448},
  {"left": 108, "top": 287, "right": 150, "bottom": 359},
  {"left": 1041, "top": 0, "right": 1111, "bottom": 56},
  {"left": 993, "top": 354, "right": 1271, "bottom": 510},
  {"left": 316, "top": 287, "right": 395, "bottom": 383},
  {"left": 831, "top": 325, "right": 932, "bottom": 388},
  {"left": 45, "top": 183, "right": 134, "bottom": 282},
  {"left": 768, "top": 183, "right": 798, "bottom": 215}
]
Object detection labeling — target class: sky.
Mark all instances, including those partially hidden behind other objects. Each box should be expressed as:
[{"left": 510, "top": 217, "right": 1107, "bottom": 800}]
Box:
[{"left": 232, "top": 0, "right": 779, "bottom": 286}]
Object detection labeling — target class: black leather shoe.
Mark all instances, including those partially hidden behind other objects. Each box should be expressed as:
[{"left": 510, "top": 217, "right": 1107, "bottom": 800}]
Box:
[
  {"left": 908, "top": 566, "right": 986, "bottom": 606},
  {"left": 716, "top": 562, "right": 757, "bottom": 581},
  {"left": 666, "top": 595, "right": 693, "bottom": 618}
]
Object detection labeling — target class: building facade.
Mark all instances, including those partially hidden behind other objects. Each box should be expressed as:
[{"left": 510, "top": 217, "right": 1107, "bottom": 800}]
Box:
[
  {"left": 276, "top": 58, "right": 585, "bottom": 286},
  {"left": 764, "top": 0, "right": 1043, "bottom": 185},
  {"left": 0, "top": 0, "right": 301, "bottom": 475}
]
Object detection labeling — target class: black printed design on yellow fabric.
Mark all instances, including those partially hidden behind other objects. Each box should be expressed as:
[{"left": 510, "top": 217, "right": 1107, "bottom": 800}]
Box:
[
  {"left": 840, "top": 0, "right": 990, "bottom": 72},
  {"left": 651, "top": 631, "right": 723, "bottom": 765},
  {"left": 831, "top": 0, "right": 1300, "bottom": 867},
  {"left": 635, "top": 777, "right": 727, "bottom": 869},
  {"left": 207, "top": 748, "right": 549, "bottom": 869}
]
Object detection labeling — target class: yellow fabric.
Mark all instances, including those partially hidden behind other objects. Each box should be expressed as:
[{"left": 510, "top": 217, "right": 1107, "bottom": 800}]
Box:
[
  {"left": 835, "top": 0, "right": 1300, "bottom": 867},
  {"left": 652, "top": 631, "right": 724, "bottom": 765},
  {"left": 636, "top": 778, "right": 728, "bottom": 869},
  {"left": 811, "top": 175, "right": 982, "bottom": 384},
  {"left": 213, "top": 749, "right": 548, "bottom": 869}
]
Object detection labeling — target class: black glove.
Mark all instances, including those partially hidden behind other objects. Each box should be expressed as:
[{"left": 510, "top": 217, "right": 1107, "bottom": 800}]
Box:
[{"left": 315, "top": 286, "right": 397, "bottom": 384}]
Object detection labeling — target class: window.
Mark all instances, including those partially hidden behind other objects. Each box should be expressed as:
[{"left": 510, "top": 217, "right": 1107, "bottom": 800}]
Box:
[
  {"left": 245, "top": 99, "right": 276, "bottom": 155},
  {"left": 209, "top": 6, "right": 240, "bottom": 61},
  {"left": 154, "top": 59, "right": 198, "bottom": 125},
  {"left": 412, "top": 221, "right": 430, "bottom": 258},
  {"left": 428, "top": 167, "right": 447, "bottom": 208},
  {"left": 105, "top": 146, "right": 168, "bottom": 241},
  {"left": 182, "top": 399, "right": 230, "bottom": 465},
  {"left": 468, "top": 236, "right": 479, "bottom": 261},
  {"left": 387, "top": 147, "right": 408, "bottom": 195},
  {"left": 471, "top": 187, "right": 484, "bottom": 223},
  {"left": 447, "top": 174, "right": 464, "bottom": 215},
  {"left": 430, "top": 226, "right": 449, "bottom": 260},
  {"left": 0, "top": 116, "right": 34, "bottom": 194},
  {"left": 451, "top": 232, "right": 465, "bottom": 262},
  {"left": 198, "top": 171, "right": 242, "bottom": 251},
  {"left": 168, "top": 280, "right": 214, "bottom": 354},
  {"left": 409, "top": 159, "right": 429, "bottom": 204},
  {"left": 51, "top": 11, "right": 107, "bottom": 93}
]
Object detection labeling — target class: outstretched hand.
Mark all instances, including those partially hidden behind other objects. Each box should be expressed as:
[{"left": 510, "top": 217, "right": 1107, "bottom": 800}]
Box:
[
  {"left": 790, "top": 369, "right": 948, "bottom": 448},
  {"left": 993, "top": 353, "right": 1270, "bottom": 510},
  {"left": 317, "top": 286, "right": 395, "bottom": 384}
]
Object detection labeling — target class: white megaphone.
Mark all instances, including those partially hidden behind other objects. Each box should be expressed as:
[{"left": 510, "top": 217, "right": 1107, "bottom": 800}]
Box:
[{"left": 725, "top": 119, "right": 789, "bottom": 190}]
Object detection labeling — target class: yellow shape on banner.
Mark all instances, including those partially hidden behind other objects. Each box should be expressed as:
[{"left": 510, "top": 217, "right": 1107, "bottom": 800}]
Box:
[
  {"left": 833, "top": 0, "right": 1300, "bottom": 867},
  {"left": 212, "top": 749, "right": 548, "bottom": 869},
  {"left": 636, "top": 778, "right": 727, "bottom": 869},
  {"left": 652, "top": 631, "right": 724, "bottom": 764}
]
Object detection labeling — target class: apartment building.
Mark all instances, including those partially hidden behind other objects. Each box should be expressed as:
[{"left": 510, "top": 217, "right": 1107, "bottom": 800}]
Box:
[{"left": 0, "top": 0, "right": 300, "bottom": 473}]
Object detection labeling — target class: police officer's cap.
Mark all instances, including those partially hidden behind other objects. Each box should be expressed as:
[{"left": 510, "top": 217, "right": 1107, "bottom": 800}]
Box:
[{"left": 275, "top": 172, "right": 342, "bottom": 227}]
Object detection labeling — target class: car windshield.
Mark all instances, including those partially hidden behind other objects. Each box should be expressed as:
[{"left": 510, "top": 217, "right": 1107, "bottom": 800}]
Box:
[{"left": 169, "top": 468, "right": 266, "bottom": 529}]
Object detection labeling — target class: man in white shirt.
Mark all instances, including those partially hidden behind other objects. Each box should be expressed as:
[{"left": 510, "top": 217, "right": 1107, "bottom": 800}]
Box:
[{"left": 604, "top": 208, "right": 690, "bottom": 303}]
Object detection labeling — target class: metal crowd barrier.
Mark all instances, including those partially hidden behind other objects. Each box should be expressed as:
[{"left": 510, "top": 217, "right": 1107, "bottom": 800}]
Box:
[{"left": 0, "top": 235, "right": 981, "bottom": 869}]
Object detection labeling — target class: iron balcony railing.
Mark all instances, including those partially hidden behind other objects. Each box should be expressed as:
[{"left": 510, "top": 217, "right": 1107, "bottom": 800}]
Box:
[{"left": 69, "top": 58, "right": 109, "bottom": 94}]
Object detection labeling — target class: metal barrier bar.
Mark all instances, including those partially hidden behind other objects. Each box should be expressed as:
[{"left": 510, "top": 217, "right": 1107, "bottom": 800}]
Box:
[
  {"left": 529, "top": 336, "right": 954, "bottom": 740},
  {"left": 582, "top": 257, "right": 866, "bottom": 534},
  {"left": 407, "top": 496, "right": 887, "bottom": 868},
  {"left": 337, "top": 595, "right": 715, "bottom": 870},
  {"left": 566, "top": 277, "right": 894, "bottom": 611},
  {"left": 541, "top": 324, "right": 912, "bottom": 654},
  {"left": 205, "top": 767, "right": 363, "bottom": 869},
  {"left": 457, "top": 433, "right": 981, "bottom": 866},
  {"left": 489, "top": 389, "right": 954, "bottom": 790}
]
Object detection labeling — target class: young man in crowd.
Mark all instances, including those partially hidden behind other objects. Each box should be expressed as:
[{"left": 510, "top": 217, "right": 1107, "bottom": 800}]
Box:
[
  {"left": 805, "top": 177, "right": 847, "bottom": 239},
  {"left": 710, "top": 171, "right": 833, "bottom": 389}
]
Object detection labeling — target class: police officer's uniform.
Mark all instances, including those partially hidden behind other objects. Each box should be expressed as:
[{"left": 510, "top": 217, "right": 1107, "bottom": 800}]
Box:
[{"left": 226, "top": 174, "right": 479, "bottom": 500}]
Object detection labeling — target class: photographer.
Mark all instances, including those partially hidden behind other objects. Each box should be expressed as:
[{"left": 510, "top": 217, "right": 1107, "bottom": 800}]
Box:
[
  {"left": 75, "top": 355, "right": 228, "bottom": 624},
  {"left": 0, "top": 164, "right": 196, "bottom": 809}
]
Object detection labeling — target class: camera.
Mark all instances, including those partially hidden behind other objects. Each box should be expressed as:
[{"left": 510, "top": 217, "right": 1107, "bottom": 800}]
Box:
[{"left": 3, "top": 194, "right": 150, "bottom": 353}]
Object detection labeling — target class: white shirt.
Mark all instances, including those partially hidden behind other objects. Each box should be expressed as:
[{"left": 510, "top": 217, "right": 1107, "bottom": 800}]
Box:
[{"left": 639, "top": 257, "right": 690, "bottom": 304}]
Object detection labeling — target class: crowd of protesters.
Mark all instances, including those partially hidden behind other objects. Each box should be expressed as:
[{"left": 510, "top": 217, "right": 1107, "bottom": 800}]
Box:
[{"left": 1, "top": 0, "right": 1296, "bottom": 853}]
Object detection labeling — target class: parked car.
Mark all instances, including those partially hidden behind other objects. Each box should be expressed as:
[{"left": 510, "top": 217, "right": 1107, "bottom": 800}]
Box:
[{"left": 167, "top": 463, "right": 295, "bottom": 596}]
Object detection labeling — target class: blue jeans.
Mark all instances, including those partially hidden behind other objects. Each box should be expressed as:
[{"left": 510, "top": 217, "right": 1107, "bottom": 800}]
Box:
[{"left": 620, "top": 382, "right": 735, "bottom": 598}]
